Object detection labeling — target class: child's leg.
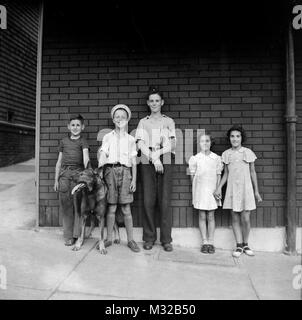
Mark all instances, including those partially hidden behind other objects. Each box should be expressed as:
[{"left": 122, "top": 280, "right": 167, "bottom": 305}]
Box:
[
  {"left": 58, "top": 175, "right": 74, "bottom": 242},
  {"left": 198, "top": 210, "right": 207, "bottom": 244},
  {"left": 120, "top": 204, "right": 134, "bottom": 242},
  {"left": 207, "top": 210, "right": 215, "bottom": 245},
  {"left": 231, "top": 210, "right": 243, "bottom": 244},
  {"left": 106, "top": 204, "right": 117, "bottom": 242},
  {"left": 241, "top": 210, "right": 251, "bottom": 244}
]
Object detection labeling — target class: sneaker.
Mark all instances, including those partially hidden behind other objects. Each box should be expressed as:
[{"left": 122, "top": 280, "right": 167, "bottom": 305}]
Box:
[
  {"left": 232, "top": 246, "right": 243, "bottom": 258},
  {"left": 64, "top": 239, "right": 75, "bottom": 246},
  {"left": 243, "top": 246, "right": 255, "bottom": 256},
  {"left": 128, "top": 240, "right": 140, "bottom": 253}
]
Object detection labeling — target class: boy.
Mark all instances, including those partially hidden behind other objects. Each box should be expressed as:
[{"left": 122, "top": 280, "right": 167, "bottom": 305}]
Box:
[
  {"left": 98, "top": 104, "right": 140, "bottom": 252},
  {"left": 54, "top": 114, "right": 90, "bottom": 246}
]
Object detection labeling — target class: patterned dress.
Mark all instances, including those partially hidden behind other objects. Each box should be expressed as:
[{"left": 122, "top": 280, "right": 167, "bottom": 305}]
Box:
[{"left": 222, "top": 147, "right": 257, "bottom": 212}]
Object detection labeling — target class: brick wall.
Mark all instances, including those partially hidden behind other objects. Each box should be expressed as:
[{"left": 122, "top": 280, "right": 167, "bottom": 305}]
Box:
[
  {"left": 39, "top": 35, "right": 296, "bottom": 228},
  {"left": 0, "top": 0, "right": 39, "bottom": 166}
]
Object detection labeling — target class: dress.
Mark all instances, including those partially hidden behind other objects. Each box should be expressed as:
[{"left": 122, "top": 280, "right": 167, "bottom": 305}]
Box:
[
  {"left": 188, "top": 152, "right": 223, "bottom": 211},
  {"left": 222, "top": 147, "right": 257, "bottom": 212}
]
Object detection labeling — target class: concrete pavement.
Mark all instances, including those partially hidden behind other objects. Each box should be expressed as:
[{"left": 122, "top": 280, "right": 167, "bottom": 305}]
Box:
[{"left": 0, "top": 159, "right": 301, "bottom": 300}]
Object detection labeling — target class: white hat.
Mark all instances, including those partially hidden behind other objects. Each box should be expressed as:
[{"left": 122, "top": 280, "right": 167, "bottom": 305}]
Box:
[{"left": 111, "top": 104, "right": 131, "bottom": 120}]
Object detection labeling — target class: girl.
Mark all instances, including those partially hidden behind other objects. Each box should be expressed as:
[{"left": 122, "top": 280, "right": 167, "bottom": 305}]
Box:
[
  {"left": 189, "top": 133, "right": 223, "bottom": 254},
  {"left": 214, "top": 125, "right": 262, "bottom": 258},
  {"left": 135, "top": 86, "right": 176, "bottom": 251}
]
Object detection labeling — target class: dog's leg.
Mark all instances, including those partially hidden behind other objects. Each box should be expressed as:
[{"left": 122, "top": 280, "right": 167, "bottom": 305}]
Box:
[
  {"left": 96, "top": 215, "right": 107, "bottom": 254},
  {"left": 85, "top": 213, "right": 95, "bottom": 239},
  {"left": 113, "top": 221, "right": 120, "bottom": 244}
]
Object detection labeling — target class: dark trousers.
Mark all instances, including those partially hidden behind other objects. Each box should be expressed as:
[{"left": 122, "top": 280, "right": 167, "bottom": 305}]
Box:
[
  {"left": 58, "top": 168, "right": 82, "bottom": 240},
  {"left": 140, "top": 154, "right": 174, "bottom": 244}
]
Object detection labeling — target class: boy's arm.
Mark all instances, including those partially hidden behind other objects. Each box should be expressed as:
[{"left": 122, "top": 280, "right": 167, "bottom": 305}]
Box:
[
  {"left": 83, "top": 148, "right": 90, "bottom": 168},
  {"left": 54, "top": 152, "right": 63, "bottom": 191},
  {"left": 130, "top": 156, "right": 137, "bottom": 192},
  {"left": 98, "top": 150, "right": 107, "bottom": 168},
  {"left": 250, "top": 162, "right": 262, "bottom": 202}
]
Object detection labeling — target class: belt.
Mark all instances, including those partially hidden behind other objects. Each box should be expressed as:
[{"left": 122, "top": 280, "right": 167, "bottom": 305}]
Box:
[
  {"left": 61, "top": 165, "right": 83, "bottom": 170},
  {"left": 105, "top": 162, "right": 127, "bottom": 168}
]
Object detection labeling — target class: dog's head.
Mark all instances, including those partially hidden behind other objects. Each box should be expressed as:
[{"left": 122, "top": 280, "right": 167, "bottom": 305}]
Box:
[{"left": 77, "top": 168, "right": 96, "bottom": 192}]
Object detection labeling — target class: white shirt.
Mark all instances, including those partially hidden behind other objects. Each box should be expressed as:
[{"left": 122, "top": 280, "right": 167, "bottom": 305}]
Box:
[
  {"left": 99, "top": 130, "right": 137, "bottom": 168},
  {"left": 135, "top": 114, "right": 176, "bottom": 151}
]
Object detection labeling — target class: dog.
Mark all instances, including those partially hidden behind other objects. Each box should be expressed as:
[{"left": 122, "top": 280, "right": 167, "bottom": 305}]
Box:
[{"left": 71, "top": 165, "right": 121, "bottom": 254}]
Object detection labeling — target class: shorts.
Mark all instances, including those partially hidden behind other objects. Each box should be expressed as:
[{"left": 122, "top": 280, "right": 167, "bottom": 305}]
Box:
[{"left": 104, "top": 165, "right": 133, "bottom": 204}]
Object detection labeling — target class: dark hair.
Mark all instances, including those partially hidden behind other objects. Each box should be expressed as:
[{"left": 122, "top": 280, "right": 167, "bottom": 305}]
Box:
[
  {"left": 69, "top": 114, "right": 84, "bottom": 124},
  {"left": 146, "top": 86, "right": 164, "bottom": 100},
  {"left": 227, "top": 125, "right": 246, "bottom": 143},
  {"left": 198, "top": 131, "right": 215, "bottom": 148}
]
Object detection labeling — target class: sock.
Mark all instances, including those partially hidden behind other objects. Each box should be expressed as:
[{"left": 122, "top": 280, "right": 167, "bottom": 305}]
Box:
[
  {"left": 242, "top": 242, "right": 248, "bottom": 247},
  {"left": 236, "top": 243, "right": 243, "bottom": 248},
  {"left": 202, "top": 239, "right": 208, "bottom": 245}
]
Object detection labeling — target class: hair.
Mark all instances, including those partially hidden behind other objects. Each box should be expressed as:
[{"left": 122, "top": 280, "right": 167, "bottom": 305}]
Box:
[
  {"left": 69, "top": 114, "right": 84, "bottom": 124},
  {"left": 227, "top": 125, "right": 247, "bottom": 144},
  {"left": 198, "top": 131, "right": 215, "bottom": 148},
  {"left": 146, "top": 86, "right": 164, "bottom": 100}
]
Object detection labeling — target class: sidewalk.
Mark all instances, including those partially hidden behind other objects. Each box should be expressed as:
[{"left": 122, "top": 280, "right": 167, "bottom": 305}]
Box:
[{"left": 0, "top": 159, "right": 301, "bottom": 300}]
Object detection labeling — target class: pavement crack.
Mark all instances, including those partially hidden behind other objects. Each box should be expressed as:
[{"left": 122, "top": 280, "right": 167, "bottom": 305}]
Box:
[{"left": 46, "top": 240, "right": 98, "bottom": 300}]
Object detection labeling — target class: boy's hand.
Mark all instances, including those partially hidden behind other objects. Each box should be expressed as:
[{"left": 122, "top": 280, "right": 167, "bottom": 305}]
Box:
[
  {"left": 54, "top": 181, "right": 59, "bottom": 192},
  {"left": 151, "top": 150, "right": 161, "bottom": 163},
  {"left": 154, "top": 159, "right": 164, "bottom": 174},
  {"left": 255, "top": 192, "right": 262, "bottom": 203},
  {"left": 130, "top": 180, "right": 136, "bottom": 193}
]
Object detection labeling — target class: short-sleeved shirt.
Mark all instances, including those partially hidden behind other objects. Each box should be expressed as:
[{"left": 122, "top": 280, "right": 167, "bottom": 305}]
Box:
[
  {"left": 99, "top": 130, "right": 137, "bottom": 168},
  {"left": 135, "top": 114, "right": 176, "bottom": 151},
  {"left": 58, "top": 136, "right": 89, "bottom": 167}
]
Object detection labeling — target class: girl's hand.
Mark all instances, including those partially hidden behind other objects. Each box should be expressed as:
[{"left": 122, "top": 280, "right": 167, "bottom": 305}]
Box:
[
  {"left": 255, "top": 192, "right": 262, "bottom": 203},
  {"left": 130, "top": 180, "right": 136, "bottom": 193},
  {"left": 154, "top": 159, "right": 164, "bottom": 174},
  {"left": 214, "top": 188, "right": 221, "bottom": 200},
  {"left": 54, "top": 181, "right": 59, "bottom": 192}
]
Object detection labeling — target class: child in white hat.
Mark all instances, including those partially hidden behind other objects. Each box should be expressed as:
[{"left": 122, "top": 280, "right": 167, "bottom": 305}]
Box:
[{"left": 98, "top": 104, "right": 140, "bottom": 252}]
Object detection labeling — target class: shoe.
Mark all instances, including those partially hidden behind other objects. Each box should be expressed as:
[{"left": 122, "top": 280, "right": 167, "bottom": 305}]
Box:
[
  {"left": 64, "top": 239, "right": 75, "bottom": 246},
  {"left": 128, "top": 240, "right": 140, "bottom": 253},
  {"left": 243, "top": 246, "right": 255, "bottom": 256},
  {"left": 232, "top": 246, "right": 243, "bottom": 258},
  {"left": 163, "top": 243, "right": 173, "bottom": 252},
  {"left": 201, "top": 244, "right": 208, "bottom": 254},
  {"left": 104, "top": 239, "right": 113, "bottom": 248},
  {"left": 143, "top": 241, "right": 154, "bottom": 250},
  {"left": 207, "top": 244, "right": 215, "bottom": 254}
]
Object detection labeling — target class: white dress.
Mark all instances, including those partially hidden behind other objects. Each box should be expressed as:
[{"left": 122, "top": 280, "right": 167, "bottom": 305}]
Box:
[{"left": 188, "top": 152, "right": 223, "bottom": 211}]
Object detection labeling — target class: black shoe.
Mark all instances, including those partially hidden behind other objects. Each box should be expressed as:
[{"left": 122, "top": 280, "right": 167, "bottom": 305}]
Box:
[
  {"left": 207, "top": 244, "right": 215, "bottom": 254},
  {"left": 201, "top": 244, "right": 209, "bottom": 254},
  {"left": 163, "top": 243, "right": 173, "bottom": 252},
  {"left": 143, "top": 241, "right": 154, "bottom": 250}
]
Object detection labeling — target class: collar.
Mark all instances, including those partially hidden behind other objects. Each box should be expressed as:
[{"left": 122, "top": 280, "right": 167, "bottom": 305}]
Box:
[{"left": 199, "top": 152, "right": 217, "bottom": 159}]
